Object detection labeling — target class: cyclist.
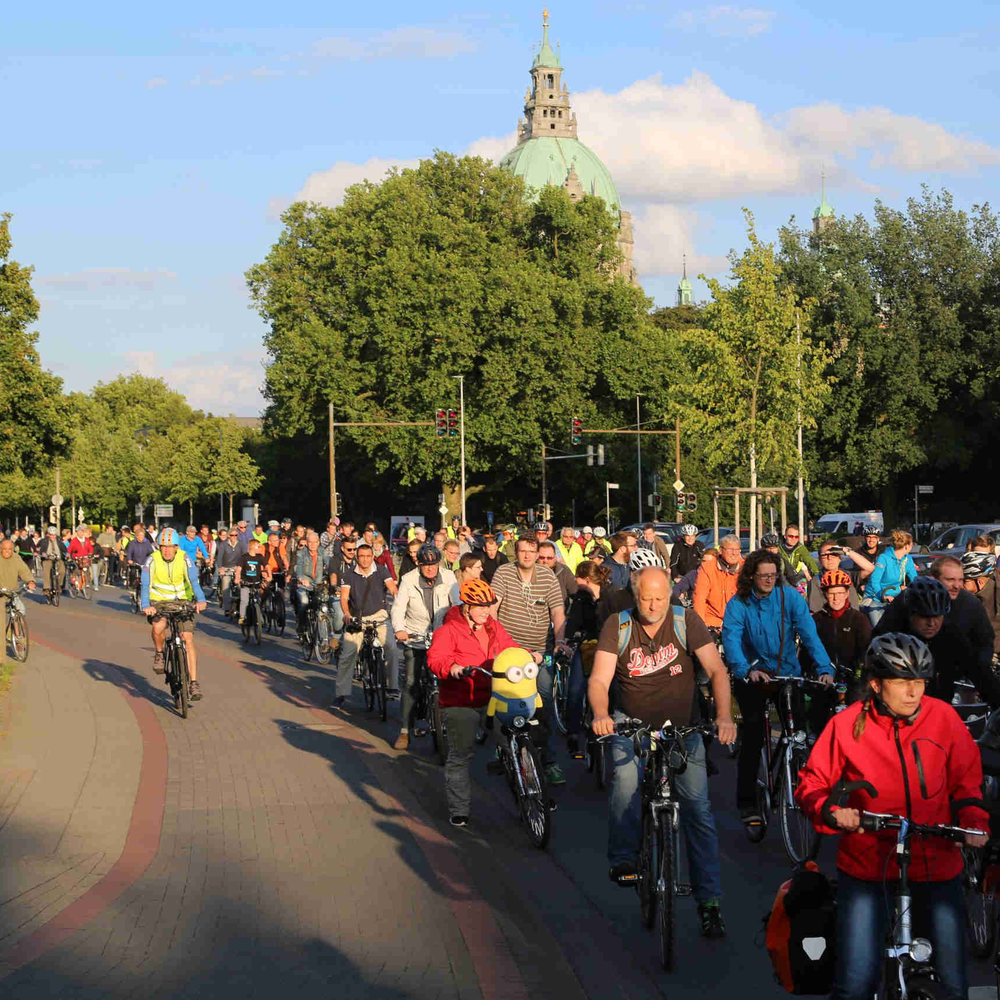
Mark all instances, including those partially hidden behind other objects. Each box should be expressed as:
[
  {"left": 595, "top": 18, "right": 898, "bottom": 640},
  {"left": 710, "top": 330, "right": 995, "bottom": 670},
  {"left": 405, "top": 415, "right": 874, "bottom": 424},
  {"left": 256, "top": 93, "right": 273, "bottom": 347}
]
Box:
[
  {"left": 589, "top": 565, "right": 737, "bottom": 937},
  {"left": 693, "top": 533, "right": 742, "bottom": 629},
  {"left": 335, "top": 542, "right": 397, "bottom": 707},
  {"left": 861, "top": 529, "right": 916, "bottom": 626},
  {"left": 328, "top": 535, "right": 358, "bottom": 661},
  {"left": 806, "top": 541, "right": 873, "bottom": 611},
  {"left": 778, "top": 524, "right": 818, "bottom": 590},
  {"left": 141, "top": 527, "right": 208, "bottom": 700},
  {"left": 873, "top": 575, "right": 1000, "bottom": 708},
  {"left": 669, "top": 523, "right": 702, "bottom": 582},
  {"left": 426, "top": 578, "right": 515, "bottom": 827},
  {"left": 858, "top": 523, "right": 885, "bottom": 569},
  {"left": 398, "top": 537, "right": 422, "bottom": 579},
  {"left": 214, "top": 527, "right": 241, "bottom": 616},
  {"left": 576, "top": 526, "right": 595, "bottom": 552},
  {"left": 606, "top": 547, "right": 665, "bottom": 617},
  {"left": 0, "top": 538, "right": 35, "bottom": 658},
  {"left": 721, "top": 550, "right": 834, "bottom": 827},
  {"left": 67, "top": 525, "right": 95, "bottom": 591},
  {"left": 928, "top": 555, "right": 998, "bottom": 678},
  {"left": 602, "top": 531, "right": 636, "bottom": 590},
  {"left": 235, "top": 537, "right": 270, "bottom": 625},
  {"left": 39, "top": 526, "right": 66, "bottom": 599},
  {"left": 125, "top": 524, "right": 154, "bottom": 583},
  {"left": 536, "top": 541, "right": 578, "bottom": 605},
  {"left": 554, "top": 527, "right": 583, "bottom": 572},
  {"left": 491, "top": 533, "right": 569, "bottom": 785},
  {"left": 810, "top": 569, "right": 871, "bottom": 685},
  {"left": 198, "top": 525, "right": 217, "bottom": 589},
  {"left": 586, "top": 525, "right": 612, "bottom": 557},
  {"left": 391, "top": 543, "right": 456, "bottom": 750},
  {"left": 292, "top": 530, "right": 333, "bottom": 644},
  {"left": 637, "top": 523, "right": 671, "bottom": 564},
  {"left": 479, "top": 533, "right": 507, "bottom": 583},
  {"left": 264, "top": 530, "right": 287, "bottom": 589},
  {"left": 962, "top": 551, "right": 999, "bottom": 661},
  {"left": 796, "top": 633, "right": 988, "bottom": 1000}
]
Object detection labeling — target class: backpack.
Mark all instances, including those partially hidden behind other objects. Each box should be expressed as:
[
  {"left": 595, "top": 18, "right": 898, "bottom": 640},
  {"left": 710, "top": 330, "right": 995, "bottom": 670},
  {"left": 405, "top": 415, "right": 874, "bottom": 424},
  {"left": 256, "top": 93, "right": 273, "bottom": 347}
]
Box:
[
  {"left": 765, "top": 861, "right": 836, "bottom": 994},
  {"left": 617, "top": 606, "right": 687, "bottom": 656}
]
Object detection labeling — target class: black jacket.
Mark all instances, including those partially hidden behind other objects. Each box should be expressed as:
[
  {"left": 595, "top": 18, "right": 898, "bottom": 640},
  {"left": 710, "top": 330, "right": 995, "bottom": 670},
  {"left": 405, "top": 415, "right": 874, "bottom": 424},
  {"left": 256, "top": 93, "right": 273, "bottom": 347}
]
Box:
[
  {"left": 670, "top": 540, "right": 703, "bottom": 580},
  {"left": 810, "top": 607, "right": 871, "bottom": 673}
]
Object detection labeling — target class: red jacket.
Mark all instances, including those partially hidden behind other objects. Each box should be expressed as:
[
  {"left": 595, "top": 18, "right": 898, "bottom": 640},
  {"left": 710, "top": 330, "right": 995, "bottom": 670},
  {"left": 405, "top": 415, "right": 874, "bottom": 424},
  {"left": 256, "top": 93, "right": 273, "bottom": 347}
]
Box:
[
  {"left": 796, "top": 696, "right": 988, "bottom": 881},
  {"left": 68, "top": 537, "right": 94, "bottom": 559},
  {"left": 427, "top": 605, "right": 516, "bottom": 709}
]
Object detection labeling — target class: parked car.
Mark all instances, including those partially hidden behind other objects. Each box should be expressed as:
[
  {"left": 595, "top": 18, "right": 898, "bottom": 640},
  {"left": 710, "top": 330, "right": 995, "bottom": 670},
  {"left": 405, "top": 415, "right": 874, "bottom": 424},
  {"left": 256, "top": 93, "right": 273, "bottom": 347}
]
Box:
[
  {"left": 620, "top": 521, "right": 686, "bottom": 559},
  {"left": 923, "top": 523, "right": 1000, "bottom": 558},
  {"left": 696, "top": 527, "right": 753, "bottom": 555}
]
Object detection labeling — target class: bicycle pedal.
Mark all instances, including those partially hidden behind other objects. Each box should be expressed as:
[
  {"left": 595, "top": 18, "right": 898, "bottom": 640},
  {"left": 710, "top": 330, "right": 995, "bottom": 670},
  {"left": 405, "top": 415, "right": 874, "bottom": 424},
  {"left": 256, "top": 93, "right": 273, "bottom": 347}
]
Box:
[
  {"left": 486, "top": 760, "right": 505, "bottom": 775},
  {"left": 615, "top": 872, "right": 640, "bottom": 885},
  {"left": 676, "top": 882, "right": 693, "bottom": 897}
]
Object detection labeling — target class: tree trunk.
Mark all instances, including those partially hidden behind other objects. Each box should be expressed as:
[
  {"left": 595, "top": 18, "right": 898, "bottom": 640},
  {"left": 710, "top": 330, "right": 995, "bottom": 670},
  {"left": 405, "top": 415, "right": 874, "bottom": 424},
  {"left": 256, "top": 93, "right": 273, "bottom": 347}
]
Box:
[
  {"left": 228, "top": 494, "right": 234, "bottom": 524},
  {"left": 189, "top": 499, "right": 194, "bottom": 524},
  {"left": 748, "top": 353, "right": 763, "bottom": 552}
]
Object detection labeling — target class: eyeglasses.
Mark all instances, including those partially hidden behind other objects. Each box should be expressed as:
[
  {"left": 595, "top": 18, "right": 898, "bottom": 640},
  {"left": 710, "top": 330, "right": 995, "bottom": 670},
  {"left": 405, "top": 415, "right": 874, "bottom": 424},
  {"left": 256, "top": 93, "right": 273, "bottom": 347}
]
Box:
[
  {"left": 821, "top": 552, "right": 839, "bottom": 558},
  {"left": 754, "top": 572, "right": 778, "bottom": 581},
  {"left": 342, "top": 547, "right": 356, "bottom": 553}
]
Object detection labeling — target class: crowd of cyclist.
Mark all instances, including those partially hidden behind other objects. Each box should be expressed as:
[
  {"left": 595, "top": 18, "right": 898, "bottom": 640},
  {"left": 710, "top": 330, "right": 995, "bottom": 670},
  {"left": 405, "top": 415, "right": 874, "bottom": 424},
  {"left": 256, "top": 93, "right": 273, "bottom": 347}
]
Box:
[{"left": 7, "top": 511, "right": 1000, "bottom": 998}]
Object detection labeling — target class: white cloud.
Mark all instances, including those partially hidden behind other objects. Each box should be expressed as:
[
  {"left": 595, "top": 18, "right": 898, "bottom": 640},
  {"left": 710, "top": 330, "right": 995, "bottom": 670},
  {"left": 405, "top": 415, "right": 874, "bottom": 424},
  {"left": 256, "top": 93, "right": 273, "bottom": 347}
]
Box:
[
  {"left": 677, "top": 6, "right": 776, "bottom": 37},
  {"left": 146, "top": 77, "right": 168, "bottom": 89},
  {"left": 37, "top": 268, "right": 179, "bottom": 291},
  {"left": 292, "top": 157, "right": 422, "bottom": 207},
  {"left": 313, "top": 26, "right": 476, "bottom": 62},
  {"left": 631, "top": 204, "right": 730, "bottom": 279},
  {"left": 251, "top": 66, "right": 284, "bottom": 80}
]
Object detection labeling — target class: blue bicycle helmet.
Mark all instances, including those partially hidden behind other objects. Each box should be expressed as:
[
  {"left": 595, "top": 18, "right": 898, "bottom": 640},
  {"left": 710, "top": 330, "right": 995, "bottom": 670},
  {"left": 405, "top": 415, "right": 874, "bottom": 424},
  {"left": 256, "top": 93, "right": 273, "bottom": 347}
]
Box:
[
  {"left": 903, "top": 576, "right": 951, "bottom": 617},
  {"left": 158, "top": 527, "right": 179, "bottom": 547}
]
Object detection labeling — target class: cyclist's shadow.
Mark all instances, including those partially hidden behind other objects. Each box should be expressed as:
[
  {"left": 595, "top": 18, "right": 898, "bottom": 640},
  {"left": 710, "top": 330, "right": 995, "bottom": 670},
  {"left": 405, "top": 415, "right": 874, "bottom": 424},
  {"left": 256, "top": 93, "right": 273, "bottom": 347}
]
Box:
[{"left": 81, "top": 657, "right": 176, "bottom": 711}]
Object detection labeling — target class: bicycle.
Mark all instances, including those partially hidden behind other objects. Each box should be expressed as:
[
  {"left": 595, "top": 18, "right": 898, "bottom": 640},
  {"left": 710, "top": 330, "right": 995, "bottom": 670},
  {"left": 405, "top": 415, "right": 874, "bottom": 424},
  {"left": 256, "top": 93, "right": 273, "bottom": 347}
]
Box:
[
  {"left": 1, "top": 585, "right": 30, "bottom": 662},
  {"left": 300, "top": 585, "right": 333, "bottom": 665},
  {"left": 466, "top": 666, "right": 552, "bottom": 849},
  {"left": 401, "top": 632, "right": 447, "bottom": 764},
  {"left": 198, "top": 560, "right": 214, "bottom": 599},
  {"left": 150, "top": 601, "right": 197, "bottom": 719},
  {"left": 261, "top": 574, "right": 286, "bottom": 636},
  {"left": 127, "top": 564, "right": 143, "bottom": 614},
  {"left": 551, "top": 633, "right": 585, "bottom": 736},
  {"left": 604, "top": 718, "right": 715, "bottom": 970},
  {"left": 66, "top": 558, "right": 91, "bottom": 600},
  {"left": 240, "top": 581, "right": 263, "bottom": 646},
  {"left": 747, "top": 675, "right": 831, "bottom": 864},
  {"left": 44, "top": 560, "right": 61, "bottom": 607},
  {"left": 350, "top": 619, "right": 387, "bottom": 722},
  {"left": 822, "top": 779, "right": 986, "bottom": 1000}
]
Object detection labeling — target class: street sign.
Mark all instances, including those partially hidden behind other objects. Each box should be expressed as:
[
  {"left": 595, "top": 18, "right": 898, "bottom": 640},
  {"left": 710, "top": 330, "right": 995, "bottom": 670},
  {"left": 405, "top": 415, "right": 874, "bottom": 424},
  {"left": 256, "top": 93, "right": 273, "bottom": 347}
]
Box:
[
  {"left": 135, "top": 503, "right": 144, "bottom": 518},
  {"left": 672, "top": 480, "right": 685, "bottom": 493},
  {"left": 607, "top": 483, "right": 620, "bottom": 490},
  {"left": 51, "top": 493, "right": 63, "bottom": 507},
  {"left": 917, "top": 485, "right": 934, "bottom": 494},
  {"left": 486, "top": 510, "right": 494, "bottom": 525},
  {"left": 154, "top": 504, "right": 174, "bottom": 518},
  {"left": 438, "top": 503, "right": 449, "bottom": 517}
]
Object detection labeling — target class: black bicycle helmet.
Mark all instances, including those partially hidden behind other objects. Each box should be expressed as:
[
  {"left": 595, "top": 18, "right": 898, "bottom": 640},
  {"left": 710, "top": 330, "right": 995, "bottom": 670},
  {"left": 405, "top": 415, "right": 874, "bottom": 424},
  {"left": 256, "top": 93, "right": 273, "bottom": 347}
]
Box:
[
  {"left": 416, "top": 543, "right": 441, "bottom": 566},
  {"left": 961, "top": 551, "right": 997, "bottom": 580},
  {"left": 760, "top": 532, "right": 780, "bottom": 547},
  {"left": 863, "top": 524, "right": 881, "bottom": 536},
  {"left": 864, "top": 633, "right": 935, "bottom": 680},
  {"left": 903, "top": 576, "right": 951, "bottom": 617}
]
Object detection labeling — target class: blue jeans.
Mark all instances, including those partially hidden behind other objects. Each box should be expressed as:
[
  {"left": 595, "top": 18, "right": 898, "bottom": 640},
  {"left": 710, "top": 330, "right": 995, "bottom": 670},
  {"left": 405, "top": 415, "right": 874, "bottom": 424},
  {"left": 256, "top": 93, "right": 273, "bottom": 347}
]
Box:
[
  {"left": 606, "top": 726, "right": 722, "bottom": 904},
  {"left": 862, "top": 602, "right": 886, "bottom": 628},
  {"left": 565, "top": 650, "right": 586, "bottom": 735},
  {"left": 833, "top": 872, "right": 965, "bottom": 1000},
  {"left": 534, "top": 657, "right": 559, "bottom": 765}
]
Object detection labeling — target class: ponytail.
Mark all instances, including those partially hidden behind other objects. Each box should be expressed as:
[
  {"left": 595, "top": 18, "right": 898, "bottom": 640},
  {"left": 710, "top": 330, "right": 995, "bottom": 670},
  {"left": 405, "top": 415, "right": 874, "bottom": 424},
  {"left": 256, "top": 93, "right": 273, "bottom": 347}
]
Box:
[{"left": 853, "top": 687, "right": 874, "bottom": 741}]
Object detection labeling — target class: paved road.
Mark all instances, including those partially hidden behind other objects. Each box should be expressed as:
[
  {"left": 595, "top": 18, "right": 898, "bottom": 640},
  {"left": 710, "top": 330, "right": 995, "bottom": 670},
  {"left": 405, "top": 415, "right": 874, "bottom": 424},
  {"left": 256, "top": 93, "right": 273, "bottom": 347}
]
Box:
[{"left": 0, "top": 581, "right": 995, "bottom": 998}]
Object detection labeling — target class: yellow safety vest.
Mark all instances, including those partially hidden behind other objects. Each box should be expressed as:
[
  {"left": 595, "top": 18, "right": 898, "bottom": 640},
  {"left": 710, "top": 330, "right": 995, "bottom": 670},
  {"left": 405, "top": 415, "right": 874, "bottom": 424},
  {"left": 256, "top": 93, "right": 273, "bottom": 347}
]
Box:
[{"left": 148, "top": 550, "right": 195, "bottom": 602}]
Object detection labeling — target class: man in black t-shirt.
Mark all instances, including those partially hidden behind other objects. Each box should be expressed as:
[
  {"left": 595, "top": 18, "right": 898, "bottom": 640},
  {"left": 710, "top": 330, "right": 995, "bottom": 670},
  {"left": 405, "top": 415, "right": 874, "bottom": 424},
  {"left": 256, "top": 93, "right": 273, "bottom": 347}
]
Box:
[
  {"left": 235, "top": 538, "right": 270, "bottom": 624},
  {"left": 588, "top": 566, "right": 736, "bottom": 939}
]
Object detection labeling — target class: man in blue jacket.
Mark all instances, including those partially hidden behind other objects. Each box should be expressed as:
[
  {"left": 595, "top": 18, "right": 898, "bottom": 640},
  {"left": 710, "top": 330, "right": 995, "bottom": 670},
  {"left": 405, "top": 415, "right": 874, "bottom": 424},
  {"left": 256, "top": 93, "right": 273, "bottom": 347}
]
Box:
[{"left": 722, "top": 550, "right": 834, "bottom": 827}]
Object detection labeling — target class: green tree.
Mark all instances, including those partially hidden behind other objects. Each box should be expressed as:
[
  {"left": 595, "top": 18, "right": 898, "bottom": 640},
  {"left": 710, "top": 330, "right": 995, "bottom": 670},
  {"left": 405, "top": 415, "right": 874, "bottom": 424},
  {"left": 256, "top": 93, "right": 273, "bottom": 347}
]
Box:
[
  {"left": 0, "top": 213, "right": 71, "bottom": 476},
  {"left": 204, "top": 419, "right": 262, "bottom": 523}
]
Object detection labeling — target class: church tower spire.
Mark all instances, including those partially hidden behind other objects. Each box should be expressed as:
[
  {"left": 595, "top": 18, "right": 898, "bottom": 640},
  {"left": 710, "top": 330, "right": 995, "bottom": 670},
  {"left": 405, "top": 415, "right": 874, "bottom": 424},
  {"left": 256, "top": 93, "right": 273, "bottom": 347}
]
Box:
[
  {"left": 516, "top": 9, "right": 578, "bottom": 143},
  {"left": 677, "top": 254, "right": 693, "bottom": 306},
  {"left": 812, "top": 169, "right": 835, "bottom": 235}
]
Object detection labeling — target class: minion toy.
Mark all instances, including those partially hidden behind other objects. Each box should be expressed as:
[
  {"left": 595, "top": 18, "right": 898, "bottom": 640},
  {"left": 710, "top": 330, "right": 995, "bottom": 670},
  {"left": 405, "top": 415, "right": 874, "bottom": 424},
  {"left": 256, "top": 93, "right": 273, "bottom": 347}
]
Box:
[{"left": 487, "top": 647, "right": 541, "bottom": 728}]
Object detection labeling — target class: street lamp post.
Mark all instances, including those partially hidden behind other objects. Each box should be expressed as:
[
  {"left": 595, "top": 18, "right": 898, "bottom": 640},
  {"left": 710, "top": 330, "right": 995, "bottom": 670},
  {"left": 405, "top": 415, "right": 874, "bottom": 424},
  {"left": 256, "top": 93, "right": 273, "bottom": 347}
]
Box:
[
  {"left": 453, "top": 375, "right": 466, "bottom": 527},
  {"left": 606, "top": 482, "right": 620, "bottom": 534},
  {"left": 636, "top": 394, "right": 642, "bottom": 523}
]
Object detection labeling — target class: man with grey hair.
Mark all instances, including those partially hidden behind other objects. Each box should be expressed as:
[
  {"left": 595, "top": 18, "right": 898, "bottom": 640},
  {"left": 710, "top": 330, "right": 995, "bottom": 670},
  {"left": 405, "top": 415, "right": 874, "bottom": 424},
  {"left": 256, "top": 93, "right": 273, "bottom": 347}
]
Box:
[
  {"left": 589, "top": 566, "right": 736, "bottom": 937},
  {"left": 693, "top": 534, "right": 743, "bottom": 629}
]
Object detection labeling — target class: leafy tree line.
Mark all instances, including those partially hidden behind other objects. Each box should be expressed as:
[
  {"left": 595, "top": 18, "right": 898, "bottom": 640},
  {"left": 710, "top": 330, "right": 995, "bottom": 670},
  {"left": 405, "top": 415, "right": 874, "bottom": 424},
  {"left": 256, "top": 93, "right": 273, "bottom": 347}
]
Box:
[{"left": 0, "top": 214, "right": 262, "bottom": 528}]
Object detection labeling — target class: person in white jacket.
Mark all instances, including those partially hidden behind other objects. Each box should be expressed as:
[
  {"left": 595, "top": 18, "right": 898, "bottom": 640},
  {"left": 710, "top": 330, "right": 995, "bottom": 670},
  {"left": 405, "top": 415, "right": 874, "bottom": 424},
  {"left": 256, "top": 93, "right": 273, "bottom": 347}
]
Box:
[{"left": 391, "top": 545, "right": 457, "bottom": 750}]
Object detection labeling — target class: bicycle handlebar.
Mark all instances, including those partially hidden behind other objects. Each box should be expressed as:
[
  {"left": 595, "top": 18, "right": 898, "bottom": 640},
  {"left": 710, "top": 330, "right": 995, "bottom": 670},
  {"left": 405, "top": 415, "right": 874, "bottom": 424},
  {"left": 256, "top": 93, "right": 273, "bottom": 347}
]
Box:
[{"left": 599, "top": 718, "right": 716, "bottom": 742}]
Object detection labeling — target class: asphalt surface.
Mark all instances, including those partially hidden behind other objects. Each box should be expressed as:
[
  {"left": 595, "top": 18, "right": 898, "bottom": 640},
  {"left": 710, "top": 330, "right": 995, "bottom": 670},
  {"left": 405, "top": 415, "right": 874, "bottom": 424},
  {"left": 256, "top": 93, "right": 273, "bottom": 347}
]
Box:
[{"left": 1, "top": 576, "right": 996, "bottom": 999}]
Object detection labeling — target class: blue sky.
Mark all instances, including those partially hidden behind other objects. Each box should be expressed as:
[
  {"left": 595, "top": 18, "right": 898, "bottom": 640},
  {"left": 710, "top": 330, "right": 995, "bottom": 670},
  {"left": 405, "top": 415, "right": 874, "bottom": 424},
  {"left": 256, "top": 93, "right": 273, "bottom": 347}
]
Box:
[{"left": 5, "top": 1, "right": 1000, "bottom": 415}]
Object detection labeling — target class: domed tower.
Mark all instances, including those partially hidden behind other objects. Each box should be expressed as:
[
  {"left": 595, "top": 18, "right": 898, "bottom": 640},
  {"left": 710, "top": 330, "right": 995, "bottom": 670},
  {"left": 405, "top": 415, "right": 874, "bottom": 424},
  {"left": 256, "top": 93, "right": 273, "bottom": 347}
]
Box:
[{"left": 499, "top": 10, "right": 636, "bottom": 284}]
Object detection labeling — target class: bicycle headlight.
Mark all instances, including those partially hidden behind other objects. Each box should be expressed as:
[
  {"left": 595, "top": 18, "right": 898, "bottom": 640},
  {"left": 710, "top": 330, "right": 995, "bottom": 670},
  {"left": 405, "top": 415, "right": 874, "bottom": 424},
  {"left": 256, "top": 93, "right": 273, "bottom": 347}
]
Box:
[
  {"left": 908, "top": 938, "right": 932, "bottom": 963},
  {"left": 512, "top": 715, "right": 526, "bottom": 728},
  {"left": 793, "top": 730, "right": 808, "bottom": 745}
]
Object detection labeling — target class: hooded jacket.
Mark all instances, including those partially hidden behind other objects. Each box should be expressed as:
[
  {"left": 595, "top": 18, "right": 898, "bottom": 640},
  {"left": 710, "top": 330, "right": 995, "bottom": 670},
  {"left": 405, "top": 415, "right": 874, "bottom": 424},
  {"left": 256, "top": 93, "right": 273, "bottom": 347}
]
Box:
[
  {"left": 866, "top": 548, "right": 917, "bottom": 603},
  {"left": 693, "top": 554, "right": 742, "bottom": 628},
  {"left": 426, "top": 605, "right": 516, "bottom": 709},
  {"left": 796, "top": 696, "right": 988, "bottom": 881}
]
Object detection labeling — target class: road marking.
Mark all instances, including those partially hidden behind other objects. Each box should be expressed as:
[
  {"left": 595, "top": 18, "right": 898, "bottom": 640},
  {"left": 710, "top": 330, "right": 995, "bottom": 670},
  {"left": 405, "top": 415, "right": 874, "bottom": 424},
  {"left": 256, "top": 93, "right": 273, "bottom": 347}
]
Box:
[{"left": 0, "top": 636, "right": 167, "bottom": 979}]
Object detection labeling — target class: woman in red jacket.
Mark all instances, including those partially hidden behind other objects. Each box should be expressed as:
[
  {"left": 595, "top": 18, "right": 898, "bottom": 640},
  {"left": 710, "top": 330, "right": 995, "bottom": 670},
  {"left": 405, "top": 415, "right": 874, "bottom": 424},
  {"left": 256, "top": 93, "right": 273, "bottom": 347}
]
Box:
[
  {"left": 427, "top": 578, "right": 516, "bottom": 828},
  {"left": 796, "top": 633, "right": 988, "bottom": 1000}
]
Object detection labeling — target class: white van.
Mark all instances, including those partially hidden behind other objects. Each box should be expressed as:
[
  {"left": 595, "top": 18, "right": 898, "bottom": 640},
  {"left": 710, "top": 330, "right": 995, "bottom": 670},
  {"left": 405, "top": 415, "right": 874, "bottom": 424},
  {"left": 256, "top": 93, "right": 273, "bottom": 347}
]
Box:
[{"left": 813, "top": 511, "right": 884, "bottom": 536}]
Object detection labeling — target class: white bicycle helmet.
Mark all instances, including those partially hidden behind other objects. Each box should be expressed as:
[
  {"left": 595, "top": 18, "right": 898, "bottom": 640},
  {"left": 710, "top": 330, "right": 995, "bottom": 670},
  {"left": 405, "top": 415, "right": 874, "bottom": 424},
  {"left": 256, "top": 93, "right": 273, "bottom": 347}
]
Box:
[
  {"left": 680, "top": 524, "right": 699, "bottom": 536},
  {"left": 629, "top": 548, "right": 665, "bottom": 572}
]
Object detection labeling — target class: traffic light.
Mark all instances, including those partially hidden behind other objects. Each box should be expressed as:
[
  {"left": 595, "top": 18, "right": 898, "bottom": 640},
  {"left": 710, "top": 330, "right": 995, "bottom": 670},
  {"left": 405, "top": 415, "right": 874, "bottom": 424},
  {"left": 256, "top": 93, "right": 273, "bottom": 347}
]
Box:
[
  {"left": 334, "top": 492, "right": 343, "bottom": 515},
  {"left": 571, "top": 417, "right": 583, "bottom": 445},
  {"left": 676, "top": 492, "right": 686, "bottom": 513},
  {"left": 447, "top": 409, "right": 459, "bottom": 437},
  {"left": 587, "top": 445, "right": 594, "bottom": 466},
  {"left": 435, "top": 409, "right": 448, "bottom": 437},
  {"left": 652, "top": 493, "right": 662, "bottom": 508},
  {"left": 597, "top": 444, "right": 605, "bottom": 466},
  {"left": 686, "top": 492, "right": 697, "bottom": 512},
  {"left": 48, "top": 505, "right": 57, "bottom": 525}
]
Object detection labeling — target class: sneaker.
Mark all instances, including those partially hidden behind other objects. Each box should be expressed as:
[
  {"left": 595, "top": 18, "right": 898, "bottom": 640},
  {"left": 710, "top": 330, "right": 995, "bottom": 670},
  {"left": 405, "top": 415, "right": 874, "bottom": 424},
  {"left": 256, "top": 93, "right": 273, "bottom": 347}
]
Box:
[
  {"left": 152, "top": 652, "right": 165, "bottom": 675},
  {"left": 393, "top": 732, "right": 410, "bottom": 751},
  {"left": 698, "top": 900, "right": 726, "bottom": 938},
  {"left": 608, "top": 861, "right": 638, "bottom": 885},
  {"left": 449, "top": 815, "right": 469, "bottom": 828},
  {"left": 412, "top": 726, "right": 427, "bottom": 738},
  {"left": 566, "top": 735, "right": 580, "bottom": 756},
  {"left": 739, "top": 806, "right": 763, "bottom": 827},
  {"left": 188, "top": 680, "right": 202, "bottom": 702},
  {"left": 545, "top": 763, "right": 566, "bottom": 786}
]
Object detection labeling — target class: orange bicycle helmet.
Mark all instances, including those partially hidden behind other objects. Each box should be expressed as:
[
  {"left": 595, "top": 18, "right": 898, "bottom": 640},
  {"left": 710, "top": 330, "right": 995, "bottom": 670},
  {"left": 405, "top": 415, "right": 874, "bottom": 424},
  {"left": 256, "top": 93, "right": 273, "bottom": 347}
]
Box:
[
  {"left": 459, "top": 578, "right": 496, "bottom": 607},
  {"left": 819, "top": 569, "right": 852, "bottom": 590}
]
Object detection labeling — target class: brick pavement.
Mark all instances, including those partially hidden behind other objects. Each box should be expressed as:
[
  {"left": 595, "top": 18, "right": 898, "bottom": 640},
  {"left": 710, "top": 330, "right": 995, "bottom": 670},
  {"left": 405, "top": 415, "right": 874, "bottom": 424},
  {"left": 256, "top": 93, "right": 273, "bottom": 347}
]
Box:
[{"left": 0, "top": 592, "right": 582, "bottom": 999}]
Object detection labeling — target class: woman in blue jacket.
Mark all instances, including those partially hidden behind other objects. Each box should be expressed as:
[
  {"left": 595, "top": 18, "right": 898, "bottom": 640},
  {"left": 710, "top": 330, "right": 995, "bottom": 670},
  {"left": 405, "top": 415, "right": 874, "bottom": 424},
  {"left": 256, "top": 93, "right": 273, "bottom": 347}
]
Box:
[
  {"left": 722, "top": 550, "right": 834, "bottom": 829},
  {"left": 861, "top": 529, "right": 916, "bottom": 627}
]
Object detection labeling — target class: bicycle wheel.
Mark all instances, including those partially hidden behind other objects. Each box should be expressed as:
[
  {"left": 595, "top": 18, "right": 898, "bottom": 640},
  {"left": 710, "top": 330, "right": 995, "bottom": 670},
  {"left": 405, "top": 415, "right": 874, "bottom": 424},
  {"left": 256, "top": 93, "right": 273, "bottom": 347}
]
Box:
[
  {"left": 80, "top": 575, "right": 91, "bottom": 600},
  {"left": 903, "top": 975, "right": 947, "bottom": 1000},
  {"left": 657, "top": 812, "right": 676, "bottom": 971},
  {"left": 315, "top": 620, "right": 332, "bottom": 664},
  {"left": 241, "top": 611, "right": 250, "bottom": 642},
  {"left": 274, "top": 593, "right": 286, "bottom": 636},
  {"left": 362, "top": 650, "right": 375, "bottom": 711},
  {"left": 51, "top": 565, "right": 60, "bottom": 607},
  {"left": 552, "top": 665, "right": 568, "bottom": 734},
  {"left": 517, "top": 738, "right": 551, "bottom": 849},
  {"left": 176, "top": 643, "right": 190, "bottom": 719},
  {"left": 639, "top": 808, "right": 656, "bottom": 928},
  {"left": 10, "top": 612, "right": 29, "bottom": 662},
  {"left": 252, "top": 603, "right": 262, "bottom": 646},
  {"left": 964, "top": 849, "right": 997, "bottom": 958},
  {"left": 779, "top": 745, "right": 820, "bottom": 864},
  {"left": 432, "top": 694, "right": 448, "bottom": 766},
  {"left": 747, "top": 745, "right": 770, "bottom": 843},
  {"left": 376, "top": 651, "right": 387, "bottom": 722},
  {"left": 303, "top": 621, "right": 315, "bottom": 662}
]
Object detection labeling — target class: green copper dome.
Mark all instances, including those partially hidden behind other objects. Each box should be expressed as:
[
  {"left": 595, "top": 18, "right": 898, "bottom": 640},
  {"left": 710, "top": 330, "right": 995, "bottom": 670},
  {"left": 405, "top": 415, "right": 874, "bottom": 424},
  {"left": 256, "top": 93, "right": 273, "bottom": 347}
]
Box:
[
  {"left": 813, "top": 198, "right": 835, "bottom": 220},
  {"left": 533, "top": 11, "right": 560, "bottom": 68},
  {"left": 499, "top": 136, "right": 622, "bottom": 219}
]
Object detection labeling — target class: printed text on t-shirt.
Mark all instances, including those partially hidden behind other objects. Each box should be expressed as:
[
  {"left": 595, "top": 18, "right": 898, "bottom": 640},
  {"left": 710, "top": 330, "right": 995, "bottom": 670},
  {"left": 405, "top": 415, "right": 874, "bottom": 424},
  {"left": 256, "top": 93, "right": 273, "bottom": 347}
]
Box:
[{"left": 627, "top": 643, "right": 680, "bottom": 678}]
